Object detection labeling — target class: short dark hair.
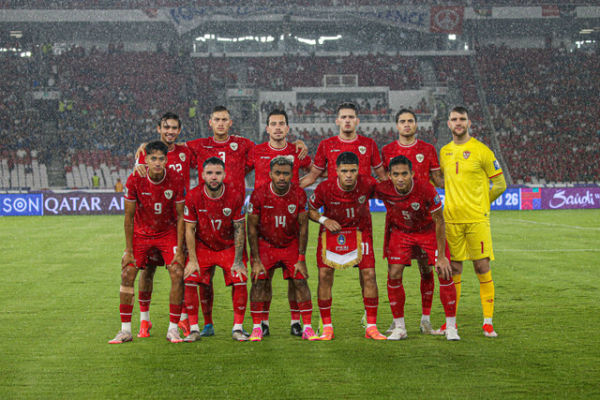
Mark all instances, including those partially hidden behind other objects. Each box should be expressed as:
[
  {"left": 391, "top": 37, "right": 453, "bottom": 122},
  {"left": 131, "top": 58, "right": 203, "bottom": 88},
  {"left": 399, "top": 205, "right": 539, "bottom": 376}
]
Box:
[
  {"left": 203, "top": 156, "right": 225, "bottom": 169},
  {"left": 395, "top": 109, "right": 417, "bottom": 123},
  {"left": 336, "top": 151, "right": 359, "bottom": 166},
  {"left": 158, "top": 112, "right": 181, "bottom": 129},
  {"left": 146, "top": 140, "right": 169, "bottom": 156},
  {"left": 336, "top": 102, "right": 358, "bottom": 115},
  {"left": 450, "top": 106, "right": 469, "bottom": 117},
  {"left": 270, "top": 155, "right": 294, "bottom": 171},
  {"left": 211, "top": 105, "right": 229, "bottom": 115},
  {"left": 388, "top": 155, "right": 412, "bottom": 172},
  {"left": 267, "top": 109, "right": 289, "bottom": 126}
]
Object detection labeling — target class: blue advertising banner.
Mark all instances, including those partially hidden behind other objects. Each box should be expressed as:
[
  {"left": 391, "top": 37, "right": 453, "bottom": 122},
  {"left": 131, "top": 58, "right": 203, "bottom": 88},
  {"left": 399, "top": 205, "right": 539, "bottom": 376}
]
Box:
[{"left": 0, "top": 193, "right": 44, "bottom": 216}]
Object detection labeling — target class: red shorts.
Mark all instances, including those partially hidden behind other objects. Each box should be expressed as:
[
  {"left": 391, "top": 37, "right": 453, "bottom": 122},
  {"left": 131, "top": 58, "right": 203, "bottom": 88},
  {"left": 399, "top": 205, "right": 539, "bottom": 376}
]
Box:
[
  {"left": 145, "top": 241, "right": 188, "bottom": 268},
  {"left": 255, "top": 239, "right": 304, "bottom": 280},
  {"left": 133, "top": 232, "right": 178, "bottom": 270},
  {"left": 386, "top": 229, "right": 450, "bottom": 266},
  {"left": 185, "top": 245, "right": 248, "bottom": 286},
  {"left": 317, "top": 232, "right": 375, "bottom": 270}
]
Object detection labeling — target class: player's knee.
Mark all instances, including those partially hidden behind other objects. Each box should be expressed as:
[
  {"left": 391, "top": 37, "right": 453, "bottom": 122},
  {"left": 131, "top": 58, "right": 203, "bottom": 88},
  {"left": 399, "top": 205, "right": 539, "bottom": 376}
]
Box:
[
  {"left": 361, "top": 268, "right": 377, "bottom": 284},
  {"left": 387, "top": 264, "right": 404, "bottom": 280},
  {"left": 473, "top": 258, "right": 490, "bottom": 274},
  {"left": 293, "top": 278, "right": 308, "bottom": 290},
  {"left": 169, "top": 265, "right": 184, "bottom": 282},
  {"left": 120, "top": 266, "right": 137, "bottom": 286}
]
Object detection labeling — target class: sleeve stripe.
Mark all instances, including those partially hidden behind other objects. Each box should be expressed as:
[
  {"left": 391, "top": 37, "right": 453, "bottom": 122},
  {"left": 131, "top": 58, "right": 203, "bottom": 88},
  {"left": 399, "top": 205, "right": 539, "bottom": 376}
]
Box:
[
  {"left": 124, "top": 198, "right": 136, "bottom": 202},
  {"left": 183, "top": 218, "right": 197, "bottom": 223},
  {"left": 373, "top": 162, "right": 383, "bottom": 169},
  {"left": 175, "top": 200, "right": 185, "bottom": 203},
  {"left": 430, "top": 167, "right": 441, "bottom": 171},
  {"left": 430, "top": 204, "right": 443, "bottom": 213},
  {"left": 489, "top": 172, "right": 504, "bottom": 178},
  {"left": 312, "top": 164, "right": 325, "bottom": 171},
  {"left": 233, "top": 217, "right": 245, "bottom": 222}
]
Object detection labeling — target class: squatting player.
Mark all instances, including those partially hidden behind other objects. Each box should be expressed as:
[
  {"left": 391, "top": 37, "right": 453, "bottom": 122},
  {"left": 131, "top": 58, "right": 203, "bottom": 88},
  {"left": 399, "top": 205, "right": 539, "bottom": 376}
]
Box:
[
  {"left": 308, "top": 151, "right": 386, "bottom": 341},
  {"left": 109, "top": 141, "right": 186, "bottom": 344},
  {"left": 182, "top": 157, "right": 249, "bottom": 342},
  {"left": 247, "top": 156, "right": 319, "bottom": 341},
  {"left": 438, "top": 106, "right": 506, "bottom": 337},
  {"left": 252, "top": 109, "right": 312, "bottom": 337},
  {"left": 134, "top": 112, "right": 195, "bottom": 338},
  {"left": 375, "top": 156, "right": 459, "bottom": 341},
  {"left": 380, "top": 109, "right": 443, "bottom": 335}
]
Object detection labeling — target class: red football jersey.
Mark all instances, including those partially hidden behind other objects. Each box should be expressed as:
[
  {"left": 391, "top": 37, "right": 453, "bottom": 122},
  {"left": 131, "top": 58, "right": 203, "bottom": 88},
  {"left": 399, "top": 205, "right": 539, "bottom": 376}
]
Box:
[
  {"left": 183, "top": 184, "right": 245, "bottom": 251},
  {"left": 313, "top": 135, "right": 383, "bottom": 179},
  {"left": 375, "top": 178, "right": 442, "bottom": 234},
  {"left": 253, "top": 142, "right": 312, "bottom": 189},
  {"left": 309, "top": 174, "right": 376, "bottom": 234},
  {"left": 137, "top": 143, "right": 195, "bottom": 192},
  {"left": 381, "top": 139, "right": 440, "bottom": 185},
  {"left": 186, "top": 135, "right": 255, "bottom": 196},
  {"left": 124, "top": 169, "right": 185, "bottom": 237},
  {"left": 248, "top": 183, "right": 307, "bottom": 248}
]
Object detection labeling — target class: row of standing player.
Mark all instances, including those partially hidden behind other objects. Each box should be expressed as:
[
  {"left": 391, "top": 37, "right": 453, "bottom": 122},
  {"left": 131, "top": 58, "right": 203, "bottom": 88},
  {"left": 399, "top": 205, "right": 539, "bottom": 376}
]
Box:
[{"left": 109, "top": 103, "right": 506, "bottom": 343}]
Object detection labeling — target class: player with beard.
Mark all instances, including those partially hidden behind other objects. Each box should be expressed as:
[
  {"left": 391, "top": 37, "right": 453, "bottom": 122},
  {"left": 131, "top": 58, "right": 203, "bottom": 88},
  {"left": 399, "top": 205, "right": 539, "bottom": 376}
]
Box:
[{"left": 182, "top": 157, "right": 249, "bottom": 342}]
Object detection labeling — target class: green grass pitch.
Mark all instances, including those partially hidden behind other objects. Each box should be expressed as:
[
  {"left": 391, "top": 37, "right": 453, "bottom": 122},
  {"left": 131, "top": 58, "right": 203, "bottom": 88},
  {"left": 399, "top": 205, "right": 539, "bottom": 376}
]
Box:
[{"left": 1, "top": 210, "right": 599, "bottom": 399}]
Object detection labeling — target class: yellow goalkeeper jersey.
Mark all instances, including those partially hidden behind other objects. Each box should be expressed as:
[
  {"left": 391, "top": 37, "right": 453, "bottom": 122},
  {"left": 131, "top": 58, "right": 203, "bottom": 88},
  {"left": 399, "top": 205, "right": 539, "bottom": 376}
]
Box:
[{"left": 440, "top": 137, "right": 503, "bottom": 223}]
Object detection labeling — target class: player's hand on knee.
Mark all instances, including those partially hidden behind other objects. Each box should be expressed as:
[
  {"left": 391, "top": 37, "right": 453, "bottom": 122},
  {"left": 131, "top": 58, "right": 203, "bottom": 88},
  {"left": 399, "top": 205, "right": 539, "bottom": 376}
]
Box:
[
  {"left": 232, "top": 262, "right": 248, "bottom": 279},
  {"left": 172, "top": 249, "right": 185, "bottom": 270},
  {"left": 121, "top": 250, "right": 136, "bottom": 270},
  {"left": 294, "top": 260, "right": 308, "bottom": 279},
  {"left": 184, "top": 259, "right": 199, "bottom": 279},
  {"left": 435, "top": 256, "right": 452, "bottom": 281},
  {"left": 251, "top": 259, "right": 266, "bottom": 282},
  {"left": 323, "top": 219, "right": 342, "bottom": 233}
]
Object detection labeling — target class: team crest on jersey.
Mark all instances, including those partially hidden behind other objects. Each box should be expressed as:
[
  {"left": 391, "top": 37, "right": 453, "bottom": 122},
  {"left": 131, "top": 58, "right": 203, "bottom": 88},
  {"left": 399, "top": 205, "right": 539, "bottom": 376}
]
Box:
[
  {"left": 463, "top": 151, "right": 471, "bottom": 159},
  {"left": 230, "top": 142, "right": 238, "bottom": 151},
  {"left": 184, "top": 206, "right": 189, "bottom": 216},
  {"left": 411, "top": 202, "right": 420, "bottom": 210},
  {"left": 179, "top": 153, "right": 186, "bottom": 162},
  {"left": 247, "top": 202, "right": 253, "bottom": 213},
  {"left": 164, "top": 190, "right": 173, "bottom": 199},
  {"left": 358, "top": 196, "right": 366, "bottom": 204},
  {"left": 223, "top": 208, "right": 232, "bottom": 216},
  {"left": 358, "top": 146, "right": 366, "bottom": 155},
  {"left": 416, "top": 154, "right": 424, "bottom": 163},
  {"left": 288, "top": 204, "right": 296, "bottom": 214}
]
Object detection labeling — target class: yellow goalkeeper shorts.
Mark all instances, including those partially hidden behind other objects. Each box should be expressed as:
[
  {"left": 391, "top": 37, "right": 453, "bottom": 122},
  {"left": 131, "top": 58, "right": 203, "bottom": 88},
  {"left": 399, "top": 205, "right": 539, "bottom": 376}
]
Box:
[{"left": 446, "top": 221, "right": 494, "bottom": 262}]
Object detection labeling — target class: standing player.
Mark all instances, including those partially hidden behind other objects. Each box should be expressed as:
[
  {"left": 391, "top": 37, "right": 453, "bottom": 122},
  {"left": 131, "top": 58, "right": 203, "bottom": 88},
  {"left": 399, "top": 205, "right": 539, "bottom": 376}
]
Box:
[
  {"left": 380, "top": 109, "right": 443, "bottom": 335},
  {"left": 300, "top": 102, "right": 387, "bottom": 188},
  {"left": 247, "top": 156, "right": 319, "bottom": 341},
  {"left": 308, "top": 151, "right": 386, "bottom": 341},
  {"left": 182, "top": 157, "right": 249, "bottom": 342},
  {"left": 109, "top": 141, "right": 186, "bottom": 344},
  {"left": 252, "top": 109, "right": 312, "bottom": 337},
  {"left": 134, "top": 112, "right": 195, "bottom": 338},
  {"left": 438, "top": 106, "right": 506, "bottom": 337},
  {"left": 375, "top": 156, "right": 459, "bottom": 341}
]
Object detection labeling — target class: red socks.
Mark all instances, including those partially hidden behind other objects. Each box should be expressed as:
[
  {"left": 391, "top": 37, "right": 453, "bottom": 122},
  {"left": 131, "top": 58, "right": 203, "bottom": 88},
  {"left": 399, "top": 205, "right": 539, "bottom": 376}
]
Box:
[
  {"left": 199, "top": 283, "right": 214, "bottom": 325},
  {"left": 438, "top": 277, "right": 457, "bottom": 318},
  {"left": 420, "top": 271, "right": 434, "bottom": 316},
  {"left": 289, "top": 300, "right": 300, "bottom": 321},
  {"left": 232, "top": 284, "right": 247, "bottom": 325},
  {"left": 169, "top": 304, "right": 181, "bottom": 324},
  {"left": 387, "top": 278, "right": 405, "bottom": 318},
  {"left": 184, "top": 283, "right": 199, "bottom": 326},
  {"left": 298, "top": 300, "right": 313, "bottom": 326},
  {"left": 363, "top": 297, "right": 378, "bottom": 325},
  {"left": 138, "top": 291, "right": 151, "bottom": 313},
  {"left": 318, "top": 298, "right": 332, "bottom": 325},
  {"left": 119, "top": 304, "right": 133, "bottom": 323}
]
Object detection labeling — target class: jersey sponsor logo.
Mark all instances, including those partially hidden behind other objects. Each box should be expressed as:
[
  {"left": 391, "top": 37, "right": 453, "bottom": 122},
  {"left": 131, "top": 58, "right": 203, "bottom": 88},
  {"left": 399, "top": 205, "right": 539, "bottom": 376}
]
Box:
[
  {"left": 493, "top": 160, "right": 500, "bottom": 170},
  {"left": 358, "top": 196, "right": 366, "bottom": 204},
  {"left": 247, "top": 202, "right": 253, "bottom": 213},
  {"left": 288, "top": 204, "right": 296, "bottom": 214},
  {"left": 230, "top": 142, "right": 238, "bottom": 151},
  {"left": 463, "top": 151, "right": 471, "bottom": 159},
  {"left": 142, "top": 192, "right": 151, "bottom": 196},
  {"left": 260, "top": 156, "right": 271, "bottom": 159},
  {"left": 416, "top": 154, "right": 424, "bottom": 163},
  {"left": 331, "top": 149, "right": 341, "bottom": 152},
  {"left": 264, "top": 205, "right": 274, "bottom": 209},
  {"left": 445, "top": 152, "right": 453, "bottom": 156},
  {"left": 358, "top": 146, "right": 367, "bottom": 155},
  {"left": 179, "top": 153, "right": 186, "bottom": 162},
  {"left": 198, "top": 209, "right": 207, "bottom": 212},
  {"left": 184, "top": 205, "right": 189, "bottom": 215},
  {"left": 164, "top": 190, "right": 173, "bottom": 199},
  {"left": 331, "top": 201, "right": 340, "bottom": 205},
  {"left": 223, "top": 207, "right": 232, "bottom": 216},
  {"left": 411, "top": 202, "right": 420, "bottom": 210}
]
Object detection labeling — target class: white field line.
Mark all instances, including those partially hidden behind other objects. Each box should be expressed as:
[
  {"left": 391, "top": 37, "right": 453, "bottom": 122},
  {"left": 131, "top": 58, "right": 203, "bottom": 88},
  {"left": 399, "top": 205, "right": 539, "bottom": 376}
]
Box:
[{"left": 500, "top": 218, "right": 600, "bottom": 231}]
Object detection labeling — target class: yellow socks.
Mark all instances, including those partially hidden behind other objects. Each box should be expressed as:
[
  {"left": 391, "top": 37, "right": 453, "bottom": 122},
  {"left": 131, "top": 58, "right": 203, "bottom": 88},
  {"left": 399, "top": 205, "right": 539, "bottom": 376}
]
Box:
[
  {"left": 477, "top": 270, "right": 495, "bottom": 319},
  {"left": 453, "top": 274, "right": 462, "bottom": 311}
]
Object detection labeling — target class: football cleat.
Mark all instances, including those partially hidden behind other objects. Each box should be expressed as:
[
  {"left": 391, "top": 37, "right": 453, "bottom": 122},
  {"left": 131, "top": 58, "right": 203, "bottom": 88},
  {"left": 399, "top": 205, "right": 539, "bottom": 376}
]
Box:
[
  {"left": 290, "top": 322, "right": 302, "bottom": 337},
  {"left": 445, "top": 326, "right": 461, "bottom": 341},
  {"left": 387, "top": 327, "right": 408, "bottom": 341},
  {"left": 302, "top": 327, "right": 320, "bottom": 341},
  {"left": 319, "top": 326, "right": 334, "bottom": 341},
  {"left": 249, "top": 327, "right": 263, "bottom": 342},
  {"left": 232, "top": 329, "right": 249, "bottom": 342},
  {"left": 166, "top": 328, "right": 183, "bottom": 343},
  {"left": 482, "top": 324, "right": 498, "bottom": 338},
  {"left": 137, "top": 320, "right": 152, "bottom": 338},
  {"left": 365, "top": 326, "right": 387, "bottom": 340},
  {"left": 419, "top": 320, "right": 433, "bottom": 335},
  {"left": 183, "top": 331, "right": 202, "bottom": 342},
  {"left": 200, "top": 323, "right": 215, "bottom": 337},
  {"left": 261, "top": 322, "right": 270, "bottom": 337},
  {"left": 385, "top": 321, "right": 396, "bottom": 335},
  {"left": 178, "top": 319, "right": 191, "bottom": 337},
  {"left": 108, "top": 330, "right": 133, "bottom": 344},
  {"left": 432, "top": 323, "right": 447, "bottom": 336}
]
